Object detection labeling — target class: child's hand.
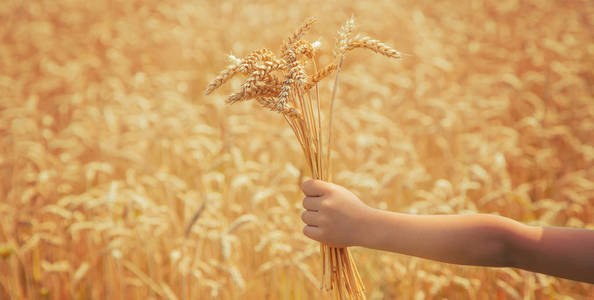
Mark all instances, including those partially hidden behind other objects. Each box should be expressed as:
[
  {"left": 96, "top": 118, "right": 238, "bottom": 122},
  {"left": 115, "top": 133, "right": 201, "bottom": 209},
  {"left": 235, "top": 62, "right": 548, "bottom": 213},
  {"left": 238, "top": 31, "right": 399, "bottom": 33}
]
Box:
[{"left": 300, "top": 179, "right": 377, "bottom": 248}]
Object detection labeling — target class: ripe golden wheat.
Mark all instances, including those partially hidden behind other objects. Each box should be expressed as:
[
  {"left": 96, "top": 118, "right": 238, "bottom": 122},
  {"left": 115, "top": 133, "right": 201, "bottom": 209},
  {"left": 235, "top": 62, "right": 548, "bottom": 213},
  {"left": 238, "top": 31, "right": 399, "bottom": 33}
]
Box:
[{"left": 204, "top": 17, "right": 402, "bottom": 299}]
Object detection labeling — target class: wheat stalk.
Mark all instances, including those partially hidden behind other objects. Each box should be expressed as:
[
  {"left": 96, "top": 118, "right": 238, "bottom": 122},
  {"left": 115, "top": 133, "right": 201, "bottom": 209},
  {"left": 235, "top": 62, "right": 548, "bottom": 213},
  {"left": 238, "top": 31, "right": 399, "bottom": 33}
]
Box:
[{"left": 205, "top": 17, "right": 400, "bottom": 299}]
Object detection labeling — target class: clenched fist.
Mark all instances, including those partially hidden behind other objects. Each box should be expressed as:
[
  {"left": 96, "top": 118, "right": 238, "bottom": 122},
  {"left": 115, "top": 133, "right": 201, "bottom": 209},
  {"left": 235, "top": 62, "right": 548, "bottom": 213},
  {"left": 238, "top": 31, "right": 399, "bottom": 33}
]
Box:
[{"left": 300, "top": 179, "right": 378, "bottom": 248}]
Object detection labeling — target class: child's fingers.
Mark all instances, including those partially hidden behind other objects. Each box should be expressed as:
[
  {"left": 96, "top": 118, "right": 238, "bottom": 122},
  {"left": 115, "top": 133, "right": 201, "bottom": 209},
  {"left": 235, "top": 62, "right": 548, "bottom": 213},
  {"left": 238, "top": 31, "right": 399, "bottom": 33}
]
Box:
[
  {"left": 302, "top": 225, "right": 323, "bottom": 241},
  {"left": 301, "top": 210, "right": 321, "bottom": 226},
  {"left": 302, "top": 196, "right": 321, "bottom": 211},
  {"left": 301, "top": 179, "right": 328, "bottom": 196}
]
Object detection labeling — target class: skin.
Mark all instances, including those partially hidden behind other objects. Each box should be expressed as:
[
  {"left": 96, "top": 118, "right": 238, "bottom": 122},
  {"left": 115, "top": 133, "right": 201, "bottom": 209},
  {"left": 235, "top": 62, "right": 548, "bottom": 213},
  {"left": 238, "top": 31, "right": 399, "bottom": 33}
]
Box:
[{"left": 300, "top": 179, "right": 594, "bottom": 284}]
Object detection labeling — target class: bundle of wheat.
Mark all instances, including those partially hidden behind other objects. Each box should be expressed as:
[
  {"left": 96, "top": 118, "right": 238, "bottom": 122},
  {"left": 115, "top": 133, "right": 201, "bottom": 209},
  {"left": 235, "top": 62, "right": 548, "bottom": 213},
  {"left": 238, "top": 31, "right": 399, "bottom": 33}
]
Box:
[{"left": 205, "top": 17, "right": 400, "bottom": 299}]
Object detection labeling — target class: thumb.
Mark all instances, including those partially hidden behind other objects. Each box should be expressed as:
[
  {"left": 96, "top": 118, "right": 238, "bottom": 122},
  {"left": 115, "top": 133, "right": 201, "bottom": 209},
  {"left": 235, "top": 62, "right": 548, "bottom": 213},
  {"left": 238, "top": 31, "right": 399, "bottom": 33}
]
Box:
[{"left": 301, "top": 179, "right": 331, "bottom": 196}]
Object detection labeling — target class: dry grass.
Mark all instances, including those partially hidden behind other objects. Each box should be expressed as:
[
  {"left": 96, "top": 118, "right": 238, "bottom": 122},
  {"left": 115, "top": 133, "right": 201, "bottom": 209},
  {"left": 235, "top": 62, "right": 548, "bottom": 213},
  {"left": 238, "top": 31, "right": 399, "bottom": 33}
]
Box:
[{"left": 1, "top": 0, "right": 593, "bottom": 299}]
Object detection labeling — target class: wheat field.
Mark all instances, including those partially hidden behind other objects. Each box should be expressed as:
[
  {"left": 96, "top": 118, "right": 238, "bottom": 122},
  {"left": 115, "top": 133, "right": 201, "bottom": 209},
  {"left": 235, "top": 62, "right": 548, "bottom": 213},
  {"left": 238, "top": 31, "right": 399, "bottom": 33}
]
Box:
[{"left": 1, "top": 0, "right": 593, "bottom": 299}]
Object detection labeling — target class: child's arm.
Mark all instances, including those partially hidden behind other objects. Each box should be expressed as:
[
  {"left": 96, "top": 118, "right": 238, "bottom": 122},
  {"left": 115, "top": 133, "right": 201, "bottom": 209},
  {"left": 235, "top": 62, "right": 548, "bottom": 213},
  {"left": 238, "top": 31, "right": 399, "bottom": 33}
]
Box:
[{"left": 300, "top": 179, "right": 594, "bottom": 284}]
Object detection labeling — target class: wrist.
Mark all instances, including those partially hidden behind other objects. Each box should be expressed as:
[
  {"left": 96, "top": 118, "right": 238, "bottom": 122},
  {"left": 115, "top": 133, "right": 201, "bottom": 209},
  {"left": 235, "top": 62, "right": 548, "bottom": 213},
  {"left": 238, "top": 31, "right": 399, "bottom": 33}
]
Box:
[{"left": 356, "top": 207, "right": 395, "bottom": 249}]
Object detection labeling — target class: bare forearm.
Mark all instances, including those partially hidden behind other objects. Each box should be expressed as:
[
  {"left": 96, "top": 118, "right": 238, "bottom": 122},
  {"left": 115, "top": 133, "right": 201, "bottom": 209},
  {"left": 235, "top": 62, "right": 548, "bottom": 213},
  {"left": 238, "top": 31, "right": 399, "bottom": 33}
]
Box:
[
  {"left": 359, "top": 211, "right": 520, "bottom": 267},
  {"left": 359, "top": 210, "right": 594, "bottom": 283}
]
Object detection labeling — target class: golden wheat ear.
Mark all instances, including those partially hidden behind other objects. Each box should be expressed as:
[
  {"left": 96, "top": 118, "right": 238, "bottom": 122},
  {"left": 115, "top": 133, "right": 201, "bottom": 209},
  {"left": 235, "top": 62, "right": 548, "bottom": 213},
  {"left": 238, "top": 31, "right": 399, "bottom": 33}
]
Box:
[
  {"left": 295, "top": 40, "right": 315, "bottom": 58},
  {"left": 204, "top": 61, "right": 243, "bottom": 95},
  {"left": 334, "top": 17, "right": 355, "bottom": 58},
  {"left": 205, "top": 48, "right": 282, "bottom": 96},
  {"left": 227, "top": 85, "right": 280, "bottom": 104},
  {"left": 345, "top": 34, "right": 401, "bottom": 59},
  {"left": 281, "top": 17, "right": 316, "bottom": 57},
  {"left": 304, "top": 63, "right": 338, "bottom": 90}
]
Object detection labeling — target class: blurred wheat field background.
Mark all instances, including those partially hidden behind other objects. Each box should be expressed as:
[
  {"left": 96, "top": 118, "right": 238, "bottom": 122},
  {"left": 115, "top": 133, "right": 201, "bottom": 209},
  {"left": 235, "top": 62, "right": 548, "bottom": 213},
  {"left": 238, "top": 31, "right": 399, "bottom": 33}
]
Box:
[{"left": 1, "top": 0, "right": 593, "bottom": 299}]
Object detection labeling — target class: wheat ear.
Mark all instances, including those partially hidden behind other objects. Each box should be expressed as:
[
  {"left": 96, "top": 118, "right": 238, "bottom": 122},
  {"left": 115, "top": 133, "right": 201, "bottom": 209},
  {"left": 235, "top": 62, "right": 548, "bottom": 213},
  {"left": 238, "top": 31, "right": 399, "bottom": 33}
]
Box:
[
  {"left": 281, "top": 17, "right": 316, "bottom": 56},
  {"left": 346, "top": 35, "right": 401, "bottom": 58},
  {"left": 205, "top": 62, "right": 243, "bottom": 95},
  {"left": 304, "top": 63, "right": 338, "bottom": 90},
  {"left": 334, "top": 17, "right": 355, "bottom": 58}
]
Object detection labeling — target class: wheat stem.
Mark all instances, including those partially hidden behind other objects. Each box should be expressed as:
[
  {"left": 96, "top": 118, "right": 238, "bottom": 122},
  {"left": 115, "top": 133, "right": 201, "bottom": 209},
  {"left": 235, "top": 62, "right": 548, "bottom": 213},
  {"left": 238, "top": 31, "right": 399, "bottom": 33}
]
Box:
[{"left": 327, "top": 56, "right": 344, "bottom": 182}]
